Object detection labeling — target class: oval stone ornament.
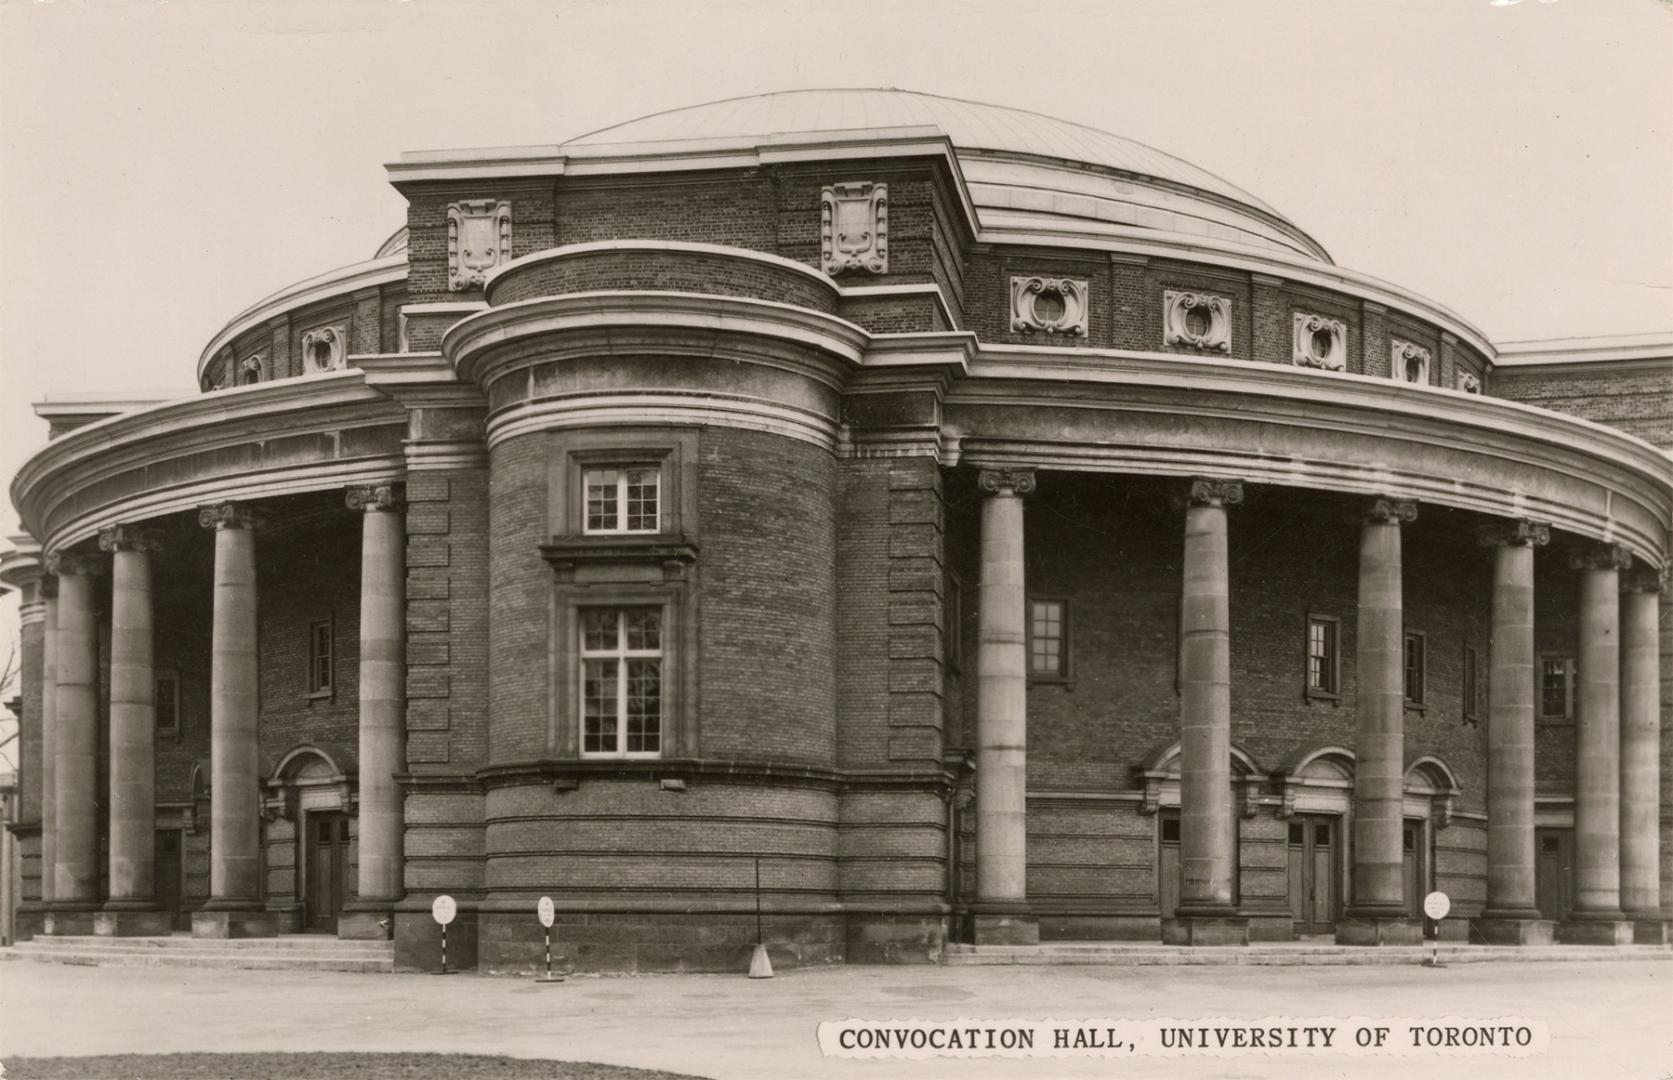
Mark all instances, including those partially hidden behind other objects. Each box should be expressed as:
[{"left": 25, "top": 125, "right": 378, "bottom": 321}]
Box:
[
  {"left": 1423, "top": 890, "right": 1451, "bottom": 921},
  {"left": 431, "top": 894, "right": 457, "bottom": 926},
  {"left": 537, "top": 896, "right": 555, "bottom": 928}
]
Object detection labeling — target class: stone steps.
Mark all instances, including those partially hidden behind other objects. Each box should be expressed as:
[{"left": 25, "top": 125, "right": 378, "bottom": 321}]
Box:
[
  {"left": 4, "top": 934, "right": 394, "bottom": 972},
  {"left": 943, "top": 943, "right": 1673, "bottom": 966}
]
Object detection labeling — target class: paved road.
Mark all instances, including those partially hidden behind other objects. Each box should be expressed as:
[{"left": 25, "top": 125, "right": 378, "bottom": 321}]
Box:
[{"left": 2, "top": 959, "right": 1670, "bottom": 1080}]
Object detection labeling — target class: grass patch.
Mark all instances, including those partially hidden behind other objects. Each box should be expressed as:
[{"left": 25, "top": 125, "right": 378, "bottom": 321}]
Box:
[{"left": 2, "top": 1053, "right": 712, "bottom": 1080}]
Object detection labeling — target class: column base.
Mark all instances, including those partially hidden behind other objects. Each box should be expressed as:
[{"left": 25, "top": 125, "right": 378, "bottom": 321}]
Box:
[
  {"left": 95, "top": 907, "right": 175, "bottom": 937},
  {"left": 338, "top": 908, "right": 395, "bottom": 941},
  {"left": 1557, "top": 916, "right": 1633, "bottom": 945},
  {"left": 1629, "top": 919, "right": 1668, "bottom": 945},
  {"left": 1162, "top": 914, "right": 1249, "bottom": 947},
  {"left": 192, "top": 908, "right": 280, "bottom": 939},
  {"left": 12, "top": 904, "right": 47, "bottom": 942},
  {"left": 44, "top": 905, "right": 100, "bottom": 936},
  {"left": 1335, "top": 915, "right": 1422, "bottom": 946},
  {"left": 969, "top": 902, "right": 1038, "bottom": 946},
  {"left": 1472, "top": 917, "right": 1555, "bottom": 946}
]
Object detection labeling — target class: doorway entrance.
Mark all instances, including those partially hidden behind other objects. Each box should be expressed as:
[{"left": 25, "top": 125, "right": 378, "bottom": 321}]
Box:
[
  {"left": 1402, "top": 819, "right": 1430, "bottom": 917},
  {"left": 305, "top": 812, "right": 350, "bottom": 932},
  {"left": 1287, "top": 814, "right": 1339, "bottom": 934},
  {"left": 156, "top": 828, "right": 187, "bottom": 931},
  {"left": 1535, "top": 827, "right": 1574, "bottom": 923}
]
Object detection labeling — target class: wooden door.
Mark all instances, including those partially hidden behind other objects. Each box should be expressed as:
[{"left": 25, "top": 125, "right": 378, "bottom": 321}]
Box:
[
  {"left": 1535, "top": 828, "right": 1573, "bottom": 923},
  {"left": 1287, "top": 815, "right": 1339, "bottom": 934},
  {"left": 1402, "top": 820, "right": 1424, "bottom": 917},
  {"left": 1158, "top": 811, "right": 1181, "bottom": 919},
  {"left": 156, "top": 829, "right": 185, "bottom": 931},
  {"left": 305, "top": 813, "right": 349, "bottom": 932}
]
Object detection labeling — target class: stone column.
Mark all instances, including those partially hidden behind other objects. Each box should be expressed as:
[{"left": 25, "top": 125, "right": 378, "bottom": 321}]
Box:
[
  {"left": 193, "top": 502, "right": 276, "bottom": 938},
  {"left": 1477, "top": 521, "right": 1554, "bottom": 944},
  {"left": 972, "top": 467, "right": 1037, "bottom": 945},
  {"left": 95, "top": 525, "right": 172, "bottom": 936},
  {"left": 1560, "top": 543, "right": 1633, "bottom": 944},
  {"left": 1620, "top": 571, "right": 1663, "bottom": 943},
  {"left": 1339, "top": 498, "right": 1421, "bottom": 945},
  {"left": 47, "top": 552, "right": 102, "bottom": 934},
  {"left": 340, "top": 484, "right": 407, "bottom": 940},
  {"left": 39, "top": 576, "right": 58, "bottom": 912},
  {"left": 1165, "top": 478, "right": 1247, "bottom": 946}
]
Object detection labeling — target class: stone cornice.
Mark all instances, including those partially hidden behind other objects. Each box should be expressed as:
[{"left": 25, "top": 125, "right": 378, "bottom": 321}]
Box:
[
  {"left": 943, "top": 345, "right": 1673, "bottom": 565},
  {"left": 444, "top": 290, "right": 870, "bottom": 390},
  {"left": 12, "top": 372, "right": 405, "bottom": 552},
  {"left": 0, "top": 537, "right": 43, "bottom": 591},
  {"left": 198, "top": 255, "right": 407, "bottom": 384},
  {"left": 483, "top": 239, "right": 838, "bottom": 298}
]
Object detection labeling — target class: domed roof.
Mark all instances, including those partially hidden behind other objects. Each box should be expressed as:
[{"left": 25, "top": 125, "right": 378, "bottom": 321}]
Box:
[
  {"left": 562, "top": 89, "right": 1324, "bottom": 261},
  {"left": 567, "top": 88, "right": 1267, "bottom": 206}
]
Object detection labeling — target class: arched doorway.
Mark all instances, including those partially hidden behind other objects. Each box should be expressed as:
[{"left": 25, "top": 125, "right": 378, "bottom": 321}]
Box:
[
  {"left": 1402, "top": 756, "right": 1462, "bottom": 920},
  {"left": 1136, "top": 741, "right": 1264, "bottom": 928},
  {"left": 264, "top": 745, "right": 356, "bottom": 933},
  {"left": 1276, "top": 746, "right": 1355, "bottom": 936}
]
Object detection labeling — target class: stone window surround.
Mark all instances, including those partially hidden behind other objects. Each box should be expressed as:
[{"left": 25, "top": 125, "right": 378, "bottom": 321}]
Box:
[
  {"left": 300, "top": 324, "right": 347, "bottom": 374},
  {"left": 550, "top": 428, "right": 698, "bottom": 541},
  {"left": 1390, "top": 339, "right": 1433, "bottom": 386},
  {"left": 577, "top": 605, "right": 666, "bottom": 759},
  {"left": 1010, "top": 276, "right": 1090, "bottom": 336},
  {"left": 1292, "top": 312, "right": 1348, "bottom": 370},
  {"left": 1162, "top": 290, "right": 1232, "bottom": 353},
  {"left": 582, "top": 465, "right": 662, "bottom": 536}
]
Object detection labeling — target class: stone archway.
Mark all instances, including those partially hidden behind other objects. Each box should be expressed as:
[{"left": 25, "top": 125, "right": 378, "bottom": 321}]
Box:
[
  {"left": 1276, "top": 746, "right": 1356, "bottom": 934},
  {"left": 262, "top": 744, "right": 356, "bottom": 933},
  {"left": 1136, "top": 741, "right": 1265, "bottom": 926}
]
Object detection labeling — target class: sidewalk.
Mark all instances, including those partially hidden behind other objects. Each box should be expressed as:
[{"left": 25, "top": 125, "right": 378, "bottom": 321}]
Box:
[{"left": 2, "top": 956, "right": 1670, "bottom": 1080}]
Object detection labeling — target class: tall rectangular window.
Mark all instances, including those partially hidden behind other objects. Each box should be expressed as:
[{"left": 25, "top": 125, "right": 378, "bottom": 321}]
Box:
[
  {"left": 581, "top": 607, "right": 663, "bottom": 757},
  {"left": 1028, "top": 598, "right": 1068, "bottom": 678},
  {"left": 1541, "top": 656, "right": 1575, "bottom": 720},
  {"left": 155, "top": 671, "right": 181, "bottom": 736},
  {"left": 307, "top": 619, "right": 333, "bottom": 695},
  {"left": 584, "top": 467, "right": 660, "bottom": 534},
  {"left": 1462, "top": 644, "right": 1480, "bottom": 723},
  {"left": 945, "top": 575, "right": 963, "bottom": 672},
  {"left": 1306, "top": 615, "right": 1340, "bottom": 697},
  {"left": 1403, "top": 631, "right": 1426, "bottom": 706}
]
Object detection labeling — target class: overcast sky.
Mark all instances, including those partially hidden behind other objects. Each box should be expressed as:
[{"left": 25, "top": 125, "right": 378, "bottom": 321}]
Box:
[{"left": 1, "top": 0, "right": 1670, "bottom": 763}]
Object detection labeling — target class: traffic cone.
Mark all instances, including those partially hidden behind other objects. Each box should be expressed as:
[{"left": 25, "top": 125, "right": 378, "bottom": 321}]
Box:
[{"left": 749, "top": 942, "right": 774, "bottom": 979}]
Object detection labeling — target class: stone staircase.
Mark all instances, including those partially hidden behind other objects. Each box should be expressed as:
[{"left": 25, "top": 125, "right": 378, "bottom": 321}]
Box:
[
  {"left": 3, "top": 933, "right": 394, "bottom": 973},
  {"left": 943, "top": 941, "right": 1673, "bottom": 966}
]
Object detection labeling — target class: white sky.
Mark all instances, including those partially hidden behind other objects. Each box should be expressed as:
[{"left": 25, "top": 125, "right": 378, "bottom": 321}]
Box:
[{"left": 1, "top": 0, "right": 1671, "bottom": 765}]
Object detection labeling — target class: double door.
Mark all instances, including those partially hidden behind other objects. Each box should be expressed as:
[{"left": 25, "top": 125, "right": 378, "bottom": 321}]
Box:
[
  {"left": 306, "top": 812, "right": 350, "bottom": 932},
  {"left": 1287, "top": 814, "right": 1339, "bottom": 934}
]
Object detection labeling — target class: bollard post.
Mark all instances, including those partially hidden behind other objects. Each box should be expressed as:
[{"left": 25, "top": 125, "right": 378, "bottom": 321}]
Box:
[{"left": 749, "top": 857, "right": 774, "bottom": 979}]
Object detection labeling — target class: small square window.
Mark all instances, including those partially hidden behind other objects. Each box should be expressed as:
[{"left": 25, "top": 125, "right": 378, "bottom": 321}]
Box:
[
  {"left": 1027, "top": 598, "right": 1068, "bottom": 679},
  {"left": 1306, "top": 614, "right": 1340, "bottom": 698},
  {"left": 1403, "top": 631, "right": 1426, "bottom": 707},
  {"left": 1540, "top": 657, "right": 1575, "bottom": 720},
  {"left": 307, "top": 619, "right": 333, "bottom": 696},
  {"left": 583, "top": 467, "right": 660, "bottom": 535},
  {"left": 154, "top": 671, "right": 181, "bottom": 736},
  {"left": 1161, "top": 816, "right": 1181, "bottom": 843},
  {"left": 1288, "top": 823, "right": 1305, "bottom": 846},
  {"left": 580, "top": 606, "right": 663, "bottom": 758}
]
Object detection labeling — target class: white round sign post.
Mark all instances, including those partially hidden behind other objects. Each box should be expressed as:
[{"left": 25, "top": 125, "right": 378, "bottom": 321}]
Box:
[
  {"left": 1422, "top": 891, "right": 1450, "bottom": 968},
  {"left": 431, "top": 894, "right": 457, "bottom": 975},
  {"left": 535, "top": 896, "right": 562, "bottom": 984}
]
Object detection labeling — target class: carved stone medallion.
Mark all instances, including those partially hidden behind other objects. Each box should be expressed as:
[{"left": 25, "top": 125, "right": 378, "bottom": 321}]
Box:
[
  {"left": 1010, "top": 277, "right": 1088, "bottom": 336},
  {"left": 1163, "top": 291, "right": 1231, "bottom": 352},
  {"left": 1292, "top": 313, "right": 1347, "bottom": 370},
  {"left": 447, "top": 199, "right": 513, "bottom": 291},
  {"left": 821, "top": 182, "right": 888, "bottom": 274},
  {"left": 300, "top": 326, "right": 346, "bottom": 374},
  {"left": 1390, "top": 340, "right": 1432, "bottom": 385}
]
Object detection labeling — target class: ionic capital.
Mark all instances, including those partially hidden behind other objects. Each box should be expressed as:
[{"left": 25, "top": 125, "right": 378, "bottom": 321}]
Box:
[
  {"left": 1185, "top": 477, "right": 1244, "bottom": 508},
  {"left": 1568, "top": 543, "right": 1632, "bottom": 573},
  {"left": 1620, "top": 565, "right": 1662, "bottom": 594},
  {"left": 98, "top": 524, "right": 165, "bottom": 553},
  {"left": 1364, "top": 497, "right": 1418, "bottom": 525},
  {"left": 346, "top": 483, "right": 405, "bottom": 513},
  {"left": 976, "top": 468, "right": 1036, "bottom": 497},
  {"left": 198, "top": 502, "right": 260, "bottom": 531},
  {"left": 1478, "top": 520, "right": 1550, "bottom": 548},
  {"left": 44, "top": 550, "right": 104, "bottom": 577}
]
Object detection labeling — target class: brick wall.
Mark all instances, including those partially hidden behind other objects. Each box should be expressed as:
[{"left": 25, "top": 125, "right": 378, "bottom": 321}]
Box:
[{"left": 1493, "top": 363, "right": 1673, "bottom": 448}]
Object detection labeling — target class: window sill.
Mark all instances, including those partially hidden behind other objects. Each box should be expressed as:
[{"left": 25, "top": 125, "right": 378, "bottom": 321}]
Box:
[
  {"left": 1027, "top": 675, "right": 1074, "bottom": 687},
  {"left": 1305, "top": 690, "right": 1342, "bottom": 704},
  {"left": 305, "top": 689, "right": 334, "bottom": 702},
  {"left": 1404, "top": 701, "right": 1427, "bottom": 713}
]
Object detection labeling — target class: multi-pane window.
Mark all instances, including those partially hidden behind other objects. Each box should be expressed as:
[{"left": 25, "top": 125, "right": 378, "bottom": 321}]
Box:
[
  {"left": 581, "top": 607, "right": 663, "bottom": 757},
  {"left": 1403, "top": 631, "right": 1426, "bottom": 706},
  {"left": 307, "top": 619, "right": 333, "bottom": 695},
  {"left": 583, "top": 467, "right": 660, "bottom": 534},
  {"left": 1462, "top": 644, "right": 1480, "bottom": 723},
  {"left": 1306, "top": 615, "right": 1340, "bottom": 697},
  {"left": 1541, "top": 657, "right": 1575, "bottom": 720},
  {"left": 1028, "top": 599, "right": 1067, "bottom": 678},
  {"left": 154, "top": 671, "right": 181, "bottom": 735}
]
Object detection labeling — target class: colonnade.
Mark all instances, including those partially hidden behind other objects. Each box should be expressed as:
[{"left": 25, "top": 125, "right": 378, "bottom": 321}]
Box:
[
  {"left": 968, "top": 470, "right": 1665, "bottom": 946},
  {"left": 32, "top": 485, "right": 407, "bottom": 938}
]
